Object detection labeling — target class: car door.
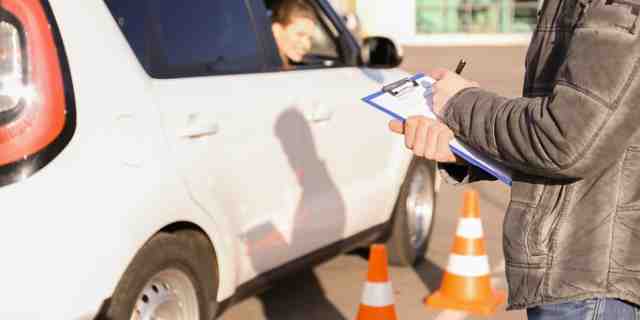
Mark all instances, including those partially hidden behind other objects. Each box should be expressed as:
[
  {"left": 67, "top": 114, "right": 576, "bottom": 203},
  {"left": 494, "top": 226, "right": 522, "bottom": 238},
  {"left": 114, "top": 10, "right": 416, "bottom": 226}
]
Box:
[
  {"left": 104, "top": 0, "right": 321, "bottom": 281},
  {"left": 259, "top": 0, "right": 412, "bottom": 240}
]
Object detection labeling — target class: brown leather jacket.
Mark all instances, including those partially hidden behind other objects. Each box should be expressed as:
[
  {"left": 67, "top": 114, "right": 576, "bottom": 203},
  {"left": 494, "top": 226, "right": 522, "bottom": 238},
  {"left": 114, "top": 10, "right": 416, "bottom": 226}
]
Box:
[{"left": 441, "top": 0, "right": 640, "bottom": 310}]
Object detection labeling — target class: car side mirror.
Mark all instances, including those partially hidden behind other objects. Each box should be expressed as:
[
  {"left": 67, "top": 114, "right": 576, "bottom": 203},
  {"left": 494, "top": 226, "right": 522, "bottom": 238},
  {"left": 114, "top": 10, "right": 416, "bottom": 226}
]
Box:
[{"left": 361, "top": 36, "right": 403, "bottom": 69}]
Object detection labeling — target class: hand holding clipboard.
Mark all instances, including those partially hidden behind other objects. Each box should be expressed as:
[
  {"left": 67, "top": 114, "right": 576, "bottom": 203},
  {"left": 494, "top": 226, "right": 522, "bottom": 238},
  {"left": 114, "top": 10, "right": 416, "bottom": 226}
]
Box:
[{"left": 361, "top": 63, "right": 512, "bottom": 186}]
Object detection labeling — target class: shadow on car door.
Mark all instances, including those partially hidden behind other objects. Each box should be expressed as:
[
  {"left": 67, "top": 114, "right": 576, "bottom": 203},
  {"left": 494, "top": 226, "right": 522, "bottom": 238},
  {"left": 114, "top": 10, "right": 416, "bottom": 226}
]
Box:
[{"left": 244, "top": 109, "right": 347, "bottom": 319}]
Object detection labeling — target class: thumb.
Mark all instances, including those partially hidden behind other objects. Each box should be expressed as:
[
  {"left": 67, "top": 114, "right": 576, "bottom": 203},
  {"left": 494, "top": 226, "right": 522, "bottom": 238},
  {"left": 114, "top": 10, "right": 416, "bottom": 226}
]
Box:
[
  {"left": 429, "top": 68, "right": 449, "bottom": 81},
  {"left": 388, "top": 119, "right": 405, "bottom": 134}
]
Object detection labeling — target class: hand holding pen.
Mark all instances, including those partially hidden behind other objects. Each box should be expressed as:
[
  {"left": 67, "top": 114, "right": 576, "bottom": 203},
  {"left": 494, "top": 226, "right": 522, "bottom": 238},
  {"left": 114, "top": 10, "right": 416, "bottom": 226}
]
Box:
[
  {"left": 388, "top": 59, "right": 475, "bottom": 163},
  {"left": 428, "top": 59, "right": 478, "bottom": 117}
]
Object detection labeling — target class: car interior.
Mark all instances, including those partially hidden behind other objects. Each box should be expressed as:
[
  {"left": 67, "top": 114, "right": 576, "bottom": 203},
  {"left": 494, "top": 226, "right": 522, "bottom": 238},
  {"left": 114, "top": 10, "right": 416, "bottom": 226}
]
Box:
[{"left": 263, "top": 0, "right": 345, "bottom": 70}]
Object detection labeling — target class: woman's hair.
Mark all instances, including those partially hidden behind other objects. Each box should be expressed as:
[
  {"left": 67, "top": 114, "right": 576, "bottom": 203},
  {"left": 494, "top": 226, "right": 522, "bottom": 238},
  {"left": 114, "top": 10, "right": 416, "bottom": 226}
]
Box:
[{"left": 271, "top": 0, "right": 315, "bottom": 25}]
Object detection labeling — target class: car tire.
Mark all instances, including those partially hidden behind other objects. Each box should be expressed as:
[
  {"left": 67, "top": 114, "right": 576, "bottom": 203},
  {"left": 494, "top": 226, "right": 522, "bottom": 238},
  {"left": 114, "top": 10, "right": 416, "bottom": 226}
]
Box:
[
  {"left": 104, "top": 229, "right": 219, "bottom": 320},
  {"left": 386, "top": 158, "right": 437, "bottom": 266}
]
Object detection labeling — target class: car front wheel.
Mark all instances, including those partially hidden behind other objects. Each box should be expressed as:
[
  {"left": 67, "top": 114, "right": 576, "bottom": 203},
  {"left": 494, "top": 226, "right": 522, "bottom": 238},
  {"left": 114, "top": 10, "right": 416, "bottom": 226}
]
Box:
[
  {"left": 104, "top": 229, "right": 218, "bottom": 320},
  {"left": 386, "top": 158, "right": 437, "bottom": 266}
]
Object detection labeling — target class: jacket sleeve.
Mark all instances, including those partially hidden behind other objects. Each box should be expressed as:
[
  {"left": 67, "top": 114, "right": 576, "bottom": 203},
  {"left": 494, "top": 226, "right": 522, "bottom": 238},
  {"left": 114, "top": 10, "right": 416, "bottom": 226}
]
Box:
[{"left": 442, "top": 28, "right": 640, "bottom": 180}]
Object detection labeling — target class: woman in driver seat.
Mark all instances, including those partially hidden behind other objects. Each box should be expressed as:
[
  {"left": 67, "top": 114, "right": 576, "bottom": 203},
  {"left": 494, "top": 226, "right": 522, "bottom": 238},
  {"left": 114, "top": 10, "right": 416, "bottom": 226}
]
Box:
[{"left": 270, "top": 0, "right": 317, "bottom": 69}]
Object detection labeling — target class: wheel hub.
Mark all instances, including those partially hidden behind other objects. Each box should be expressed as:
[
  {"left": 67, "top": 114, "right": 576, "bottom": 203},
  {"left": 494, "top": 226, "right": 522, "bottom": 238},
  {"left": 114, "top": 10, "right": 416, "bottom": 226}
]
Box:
[
  {"left": 131, "top": 269, "right": 199, "bottom": 320},
  {"left": 405, "top": 163, "right": 435, "bottom": 249}
]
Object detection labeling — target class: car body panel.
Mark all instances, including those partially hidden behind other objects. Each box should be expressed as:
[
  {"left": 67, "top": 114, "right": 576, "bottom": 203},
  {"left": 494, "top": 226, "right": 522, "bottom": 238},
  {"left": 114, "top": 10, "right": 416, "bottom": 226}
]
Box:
[
  {"left": 0, "top": 0, "right": 416, "bottom": 318},
  {"left": 0, "top": 2, "right": 235, "bottom": 318}
]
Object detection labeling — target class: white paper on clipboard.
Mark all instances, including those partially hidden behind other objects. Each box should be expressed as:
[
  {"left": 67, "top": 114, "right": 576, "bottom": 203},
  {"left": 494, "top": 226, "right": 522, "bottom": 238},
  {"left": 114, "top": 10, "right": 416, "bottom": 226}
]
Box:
[{"left": 361, "top": 73, "right": 513, "bottom": 186}]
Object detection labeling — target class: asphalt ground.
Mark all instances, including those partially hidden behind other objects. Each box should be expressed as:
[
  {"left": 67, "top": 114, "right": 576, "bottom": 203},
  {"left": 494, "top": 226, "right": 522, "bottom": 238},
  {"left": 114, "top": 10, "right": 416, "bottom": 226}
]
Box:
[{"left": 220, "top": 45, "right": 530, "bottom": 320}]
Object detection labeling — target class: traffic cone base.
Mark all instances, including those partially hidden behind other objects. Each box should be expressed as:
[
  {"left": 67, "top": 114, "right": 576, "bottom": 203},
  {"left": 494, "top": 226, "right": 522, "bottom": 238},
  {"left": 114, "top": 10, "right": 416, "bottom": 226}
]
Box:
[
  {"left": 424, "top": 190, "right": 506, "bottom": 315},
  {"left": 357, "top": 305, "right": 398, "bottom": 320},
  {"left": 426, "top": 289, "right": 506, "bottom": 316}
]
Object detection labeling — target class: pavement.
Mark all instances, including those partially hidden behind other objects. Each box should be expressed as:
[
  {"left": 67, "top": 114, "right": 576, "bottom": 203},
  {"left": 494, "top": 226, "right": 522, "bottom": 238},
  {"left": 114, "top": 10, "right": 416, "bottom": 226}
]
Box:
[{"left": 220, "top": 45, "right": 530, "bottom": 320}]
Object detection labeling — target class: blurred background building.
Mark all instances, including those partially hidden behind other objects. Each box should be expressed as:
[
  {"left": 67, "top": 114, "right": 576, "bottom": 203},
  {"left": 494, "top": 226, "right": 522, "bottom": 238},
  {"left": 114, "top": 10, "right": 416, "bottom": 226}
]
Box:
[{"left": 329, "top": 0, "right": 538, "bottom": 44}]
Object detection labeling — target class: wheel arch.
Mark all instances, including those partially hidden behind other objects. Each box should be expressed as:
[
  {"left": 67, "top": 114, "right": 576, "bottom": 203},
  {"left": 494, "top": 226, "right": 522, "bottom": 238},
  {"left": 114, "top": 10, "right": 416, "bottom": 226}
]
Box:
[{"left": 152, "top": 218, "right": 236, "bottom": 302}]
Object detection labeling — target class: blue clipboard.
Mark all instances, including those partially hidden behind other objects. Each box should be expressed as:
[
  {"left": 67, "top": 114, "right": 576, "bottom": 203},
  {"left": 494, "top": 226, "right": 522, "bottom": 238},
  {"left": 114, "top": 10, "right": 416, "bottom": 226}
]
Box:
[{"left": 362, "top": 73, "right": 513, "bottom": 186}]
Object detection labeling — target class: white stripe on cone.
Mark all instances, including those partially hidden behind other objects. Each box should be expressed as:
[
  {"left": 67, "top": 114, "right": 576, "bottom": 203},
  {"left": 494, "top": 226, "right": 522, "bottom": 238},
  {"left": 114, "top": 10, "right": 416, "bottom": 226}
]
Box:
[
  {"left": 456, "top": 218, "right": 483, "bottom": 239},
  {"left": 447, "top": 254, "right": 490, "bottom": 277},
  {"left": 361, "top": 282, "right": 394, "bottom": 307},
  {"left": 435, "top": 310, "right": 469, "bottom": 320}
]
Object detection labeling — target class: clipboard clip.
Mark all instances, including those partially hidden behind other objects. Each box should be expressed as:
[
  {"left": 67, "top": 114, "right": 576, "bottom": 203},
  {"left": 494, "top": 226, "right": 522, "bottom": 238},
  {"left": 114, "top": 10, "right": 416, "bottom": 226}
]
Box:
[{"left": 382, "top": 77, "right": 419, "bottom": 97}]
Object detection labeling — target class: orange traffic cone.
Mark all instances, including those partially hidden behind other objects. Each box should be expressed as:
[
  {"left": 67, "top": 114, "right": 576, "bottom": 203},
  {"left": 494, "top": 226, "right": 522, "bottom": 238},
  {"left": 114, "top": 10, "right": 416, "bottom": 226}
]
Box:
[
  {"left": 425, "top": 189, "right": 506, "bottom": 315},
  {"left": 356, "top": 244, "right": 397, "bottom": 320}
]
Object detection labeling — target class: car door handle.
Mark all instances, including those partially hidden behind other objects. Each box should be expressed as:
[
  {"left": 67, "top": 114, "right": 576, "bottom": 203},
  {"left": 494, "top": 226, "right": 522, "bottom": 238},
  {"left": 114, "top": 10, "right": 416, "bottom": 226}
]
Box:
[
  {"left": 180, "top": 122, "right": 219, "bottom": 138},
  {"left": 311, "top": 104, "right": 333, "bottom": 123},
  {"left": 179, "top": 113, "right": 220, "bottom": 138},
  {"left": 180, "top": 116, "right": 219, "bottom": 138}
]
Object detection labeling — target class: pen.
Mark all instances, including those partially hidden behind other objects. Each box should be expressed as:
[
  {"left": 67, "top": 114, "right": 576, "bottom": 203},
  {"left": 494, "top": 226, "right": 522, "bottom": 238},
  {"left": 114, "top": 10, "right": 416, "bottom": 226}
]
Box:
[{"left": 455, "top": 59, "right": 467, "bottom": 74}]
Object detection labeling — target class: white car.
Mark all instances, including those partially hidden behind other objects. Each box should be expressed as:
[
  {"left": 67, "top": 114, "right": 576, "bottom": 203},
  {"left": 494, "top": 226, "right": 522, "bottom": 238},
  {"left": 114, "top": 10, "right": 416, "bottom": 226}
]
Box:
[{"left": 0, "top": 0, "right": 437, "bottom": 319}]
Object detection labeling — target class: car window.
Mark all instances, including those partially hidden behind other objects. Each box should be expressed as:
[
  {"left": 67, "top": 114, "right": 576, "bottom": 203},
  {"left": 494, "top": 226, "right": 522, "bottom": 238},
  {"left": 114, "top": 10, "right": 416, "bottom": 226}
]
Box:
[
  {"left": 104, "top": 0, "right": 264, "bottom": 78},
  {"left": 263, "top": 0, "right": 344, "bottom": 70}
]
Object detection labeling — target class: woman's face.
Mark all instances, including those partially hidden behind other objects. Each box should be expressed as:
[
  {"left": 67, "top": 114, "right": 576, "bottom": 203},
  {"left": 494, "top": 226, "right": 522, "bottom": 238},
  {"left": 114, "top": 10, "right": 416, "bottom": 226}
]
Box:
[{"left": 273, "top": 16, "right": 315, "bottom": 63}]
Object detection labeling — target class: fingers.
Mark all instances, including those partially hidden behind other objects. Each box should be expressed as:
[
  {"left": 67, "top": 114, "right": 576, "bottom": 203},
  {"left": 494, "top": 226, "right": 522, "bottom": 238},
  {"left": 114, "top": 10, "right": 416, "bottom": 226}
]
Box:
[
  {"left": 387, "top": 116, "right": 457, "bottom": 163},
  {"left": 412, "top": 118, "right": 429, "bottom": 157},
  {"left": 408, "top": 119, "right": 458, "bottom": 163},
  {"left": 388, "top": 119, "right": 404, "bottom": 134},
  {"left": 423, "top": 124, "right": 439, "bottom": 159},
  {"left": 404, "top": 116, "right": 420, "bottom": 149},
  {"left": 432, "top": 80, "right": 453, "bottom": 116},
  {"left": 429, "top": 68, "right": 449, "bottom": 81},
  {"left": 435, "top": 128, "right": 456, "bottom": 162}
]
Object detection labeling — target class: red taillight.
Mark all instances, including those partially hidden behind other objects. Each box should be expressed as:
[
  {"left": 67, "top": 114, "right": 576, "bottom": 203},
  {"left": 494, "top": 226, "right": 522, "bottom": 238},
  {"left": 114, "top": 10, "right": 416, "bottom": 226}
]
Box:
[{"left": 0, "top": 0, "right": 66, "bottom": 167}]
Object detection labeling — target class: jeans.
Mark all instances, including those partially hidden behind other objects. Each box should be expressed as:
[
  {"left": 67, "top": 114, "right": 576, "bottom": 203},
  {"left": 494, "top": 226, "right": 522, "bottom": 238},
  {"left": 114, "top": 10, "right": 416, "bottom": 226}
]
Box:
[{"left": 527, "top": 298, "right": 640, "bottom": 320}]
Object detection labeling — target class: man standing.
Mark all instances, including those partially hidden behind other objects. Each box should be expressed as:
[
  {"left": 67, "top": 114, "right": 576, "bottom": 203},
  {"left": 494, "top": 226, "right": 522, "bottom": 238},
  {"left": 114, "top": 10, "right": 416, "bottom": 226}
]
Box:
[{"left": 390, "top": 0, "right": 640, "bottom": 318}]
